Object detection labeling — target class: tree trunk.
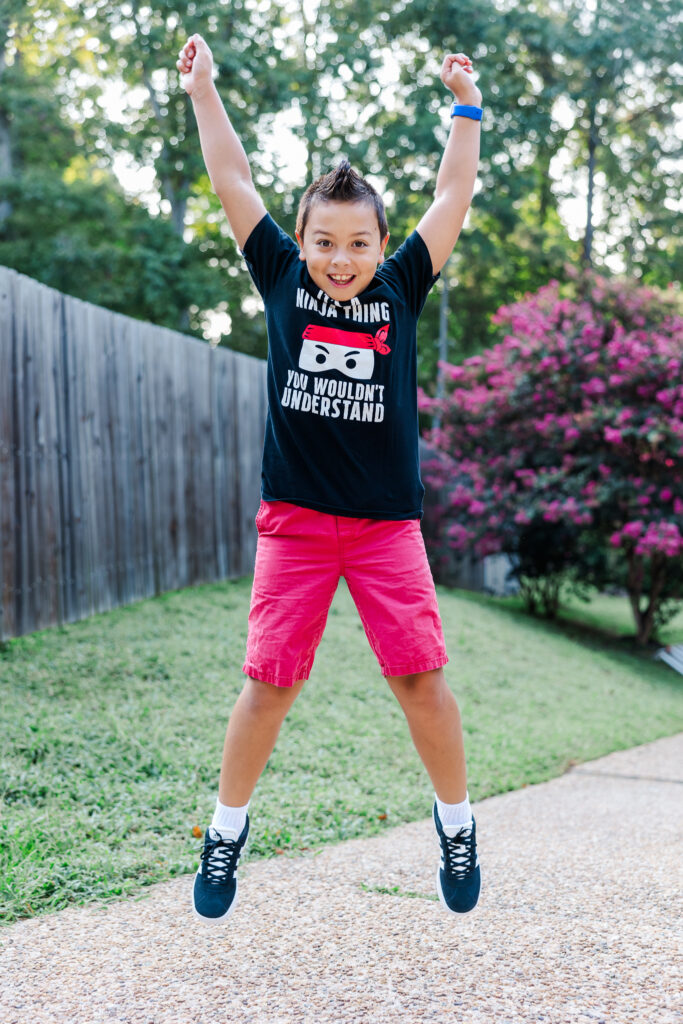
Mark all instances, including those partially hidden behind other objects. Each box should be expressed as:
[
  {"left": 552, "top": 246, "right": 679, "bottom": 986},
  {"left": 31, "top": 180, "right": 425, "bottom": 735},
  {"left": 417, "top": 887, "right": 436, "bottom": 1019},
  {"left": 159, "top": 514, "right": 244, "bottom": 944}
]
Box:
[
  {"left": 626, "top": 549, "right": 645, "bottom": 637},
  {"left": 582, "top": 96, "right": 597, "bottom": 267},
  {"left": 433, "top": 256, "right": 450, "bottom": 433},
  {"left": 0, "top": 17, "right": 13, "bottom": 228},
  {"left": 300, "top": 0, "right": 319, "bottom": 186},
  {"left": 626, "top": 549, "right": 667, "bottom": 646},
  {"left": 542, "top": 575, "right": 561, "bottom": 619},
  {"left": 637, "top": 556, "right": 667, "bottom": 647}
]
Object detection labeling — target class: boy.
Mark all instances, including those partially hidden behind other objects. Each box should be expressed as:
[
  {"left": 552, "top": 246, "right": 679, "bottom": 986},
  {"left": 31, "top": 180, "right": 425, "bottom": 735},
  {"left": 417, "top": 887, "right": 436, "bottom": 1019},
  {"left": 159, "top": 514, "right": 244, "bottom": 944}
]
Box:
[{"left": 176, "top": 34, "right": 483, "bottom": 922}]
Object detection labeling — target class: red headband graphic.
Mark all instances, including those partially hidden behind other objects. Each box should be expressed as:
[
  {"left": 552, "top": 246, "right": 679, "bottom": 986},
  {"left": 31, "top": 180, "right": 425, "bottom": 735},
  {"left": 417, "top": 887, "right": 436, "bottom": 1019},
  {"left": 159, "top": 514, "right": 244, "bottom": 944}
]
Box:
[{"left": 302, "top": 323, "right": 391, "bottom": 355}]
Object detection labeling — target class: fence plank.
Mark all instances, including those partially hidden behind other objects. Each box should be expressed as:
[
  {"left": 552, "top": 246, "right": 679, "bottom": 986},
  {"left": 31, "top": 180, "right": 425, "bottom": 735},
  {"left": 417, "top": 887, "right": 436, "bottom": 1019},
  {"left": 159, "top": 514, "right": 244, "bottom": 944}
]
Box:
[
  {"left": 235, "top": 354, "right": 265, "bottom": 575},
  {"left": 226, "top": 349, "right": 243, "bottom": 578},
  {"left": 133, "top": 318, "right": 157, "bottom": 599},
  {"left": 13, "top": 273, "right": 31, "bottom": 635},
  {"left": 209, "top": 345, "right": 225, "bottom": 579},
  {"left": 61, "top": 293, "right": 87, "bottom": 623},
  {"left": 111, "top": 311, "right": 134, "bottom": 606},
  {"left": 0, "top": 268, "right": 16, "bottom": 640},
  {"left": 35, "top": 280, "right": 62, "bottom": 628},
  {"left": 80, "top": 296, "right": 102, "bottom": 616},
  {"left": 195, "top": 337, "right": 215, "bottom": 583}
]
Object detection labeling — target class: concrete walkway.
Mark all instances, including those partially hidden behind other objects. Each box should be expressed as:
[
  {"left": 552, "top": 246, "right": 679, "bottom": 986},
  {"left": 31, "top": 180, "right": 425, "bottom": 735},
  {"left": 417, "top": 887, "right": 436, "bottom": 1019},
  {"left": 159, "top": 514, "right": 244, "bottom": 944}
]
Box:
[{"left": 2, "top": 735, "right": 682, "bottom": 1024}]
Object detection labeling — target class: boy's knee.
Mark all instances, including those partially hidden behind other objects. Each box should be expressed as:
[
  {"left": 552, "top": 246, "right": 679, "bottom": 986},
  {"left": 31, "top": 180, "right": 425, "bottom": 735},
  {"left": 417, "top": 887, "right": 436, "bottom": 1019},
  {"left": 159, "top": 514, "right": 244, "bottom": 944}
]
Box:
[
  {"left": 243, "top": 675, "right": 302, "bottom": 716},
  {"left": 388, "top": 668, "right": 450, "bottom": 712}
]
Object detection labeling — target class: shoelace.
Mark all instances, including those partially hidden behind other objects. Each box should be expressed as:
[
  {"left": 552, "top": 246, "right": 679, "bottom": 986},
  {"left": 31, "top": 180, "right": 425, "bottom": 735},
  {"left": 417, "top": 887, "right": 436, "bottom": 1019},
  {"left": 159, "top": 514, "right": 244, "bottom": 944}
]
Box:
[
  {"left": 200, "top": 834, "right": 242, "bottom": 884},
  {"left": 441, "top": 825, "right": 476, "bottom": 879}
]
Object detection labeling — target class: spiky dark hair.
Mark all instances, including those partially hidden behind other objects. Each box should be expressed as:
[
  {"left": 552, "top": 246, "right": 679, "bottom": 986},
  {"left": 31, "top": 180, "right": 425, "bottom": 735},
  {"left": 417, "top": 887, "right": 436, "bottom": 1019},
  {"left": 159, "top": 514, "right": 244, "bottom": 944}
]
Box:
[{"left": 296, "top": 159, "right": 388, "bottom": 240}]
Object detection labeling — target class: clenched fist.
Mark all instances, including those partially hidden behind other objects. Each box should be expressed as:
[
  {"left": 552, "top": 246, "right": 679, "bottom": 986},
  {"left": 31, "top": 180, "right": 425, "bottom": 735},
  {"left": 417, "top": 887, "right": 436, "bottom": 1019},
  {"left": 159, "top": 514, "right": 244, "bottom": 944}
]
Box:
[
  {"left": 176, "top": 34, "right": 215, "bottom": 99},
  {"left": 440, "top": 52, "right": 482, "bottom": 106}
]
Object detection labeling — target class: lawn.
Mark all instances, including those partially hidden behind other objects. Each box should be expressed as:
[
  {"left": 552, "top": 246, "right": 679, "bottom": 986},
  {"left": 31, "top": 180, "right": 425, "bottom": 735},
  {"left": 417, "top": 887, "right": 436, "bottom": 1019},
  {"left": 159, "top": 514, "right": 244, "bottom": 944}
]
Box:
[{"left": 1, "top": 577, "right": 681, "bottom": 923}]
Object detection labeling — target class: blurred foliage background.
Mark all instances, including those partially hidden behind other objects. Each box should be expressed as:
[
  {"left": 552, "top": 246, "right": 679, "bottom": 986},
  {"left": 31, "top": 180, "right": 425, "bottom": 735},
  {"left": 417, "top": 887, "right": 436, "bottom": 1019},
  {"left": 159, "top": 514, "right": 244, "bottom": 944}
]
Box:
[{"left": 0, "top": 0, "right": 680, "bottom": 386}]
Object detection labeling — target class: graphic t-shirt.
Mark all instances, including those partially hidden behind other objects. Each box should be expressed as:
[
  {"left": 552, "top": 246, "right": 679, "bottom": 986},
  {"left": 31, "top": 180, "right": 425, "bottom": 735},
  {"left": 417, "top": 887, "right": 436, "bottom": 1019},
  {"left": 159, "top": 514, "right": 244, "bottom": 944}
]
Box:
[{"left": 242, "top": 212, "right": 439, "bottom": 520}]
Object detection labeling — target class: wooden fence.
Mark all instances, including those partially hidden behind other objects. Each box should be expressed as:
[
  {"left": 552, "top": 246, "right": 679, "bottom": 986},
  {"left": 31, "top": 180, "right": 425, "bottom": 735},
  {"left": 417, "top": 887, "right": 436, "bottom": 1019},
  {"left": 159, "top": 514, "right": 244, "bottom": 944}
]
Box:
[{"left": 0, "top": 266, "right": 267, "bottom": 641}]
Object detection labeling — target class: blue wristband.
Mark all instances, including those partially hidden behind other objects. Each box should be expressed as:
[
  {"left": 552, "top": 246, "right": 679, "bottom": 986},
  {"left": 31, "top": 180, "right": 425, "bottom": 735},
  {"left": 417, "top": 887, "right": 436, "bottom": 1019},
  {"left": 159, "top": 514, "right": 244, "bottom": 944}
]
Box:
[{"left": 450, "top": 102, "right": 483, "bottom": 121}]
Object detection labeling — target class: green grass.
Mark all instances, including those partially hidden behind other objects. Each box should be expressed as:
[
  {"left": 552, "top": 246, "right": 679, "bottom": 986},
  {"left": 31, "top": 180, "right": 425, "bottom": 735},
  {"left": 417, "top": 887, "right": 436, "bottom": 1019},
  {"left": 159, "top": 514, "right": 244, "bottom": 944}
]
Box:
[
  {"left": 360, "top": 883, "right": 438, "bottom": 901},
  {"left": 557, "top": 588, "right": 683, "bottom": 644},
  {"left": 482, "top": 585, "right": 683, "bottom": 645},
  {"left": 1, "top": 577, "right": 681, "bottom": 923}
]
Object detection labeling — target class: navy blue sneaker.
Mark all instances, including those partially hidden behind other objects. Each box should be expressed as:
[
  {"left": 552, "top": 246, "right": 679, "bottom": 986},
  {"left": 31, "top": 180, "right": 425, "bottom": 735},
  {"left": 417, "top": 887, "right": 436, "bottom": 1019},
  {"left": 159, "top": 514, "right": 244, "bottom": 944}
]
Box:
[
  {"left": 433, "top": 804, "right": 480, "bottom": 914},
  {"left": 192, "top": 817, "right": 249, "bottom": 923}
]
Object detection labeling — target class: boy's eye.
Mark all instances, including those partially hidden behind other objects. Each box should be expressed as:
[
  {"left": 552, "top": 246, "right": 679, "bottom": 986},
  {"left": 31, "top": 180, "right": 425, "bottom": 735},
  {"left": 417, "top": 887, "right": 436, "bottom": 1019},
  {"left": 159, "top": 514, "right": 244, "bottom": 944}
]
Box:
[{"left": 315, "top": 239, "right": 368, "bottom": 248}]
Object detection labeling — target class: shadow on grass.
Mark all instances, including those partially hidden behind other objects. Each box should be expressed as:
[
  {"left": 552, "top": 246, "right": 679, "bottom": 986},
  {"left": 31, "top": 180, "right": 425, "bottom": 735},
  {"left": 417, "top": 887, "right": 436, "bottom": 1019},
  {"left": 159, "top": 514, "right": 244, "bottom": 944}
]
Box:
[{"left": 442, "top": 586, "right": 682, "bottom": 691}]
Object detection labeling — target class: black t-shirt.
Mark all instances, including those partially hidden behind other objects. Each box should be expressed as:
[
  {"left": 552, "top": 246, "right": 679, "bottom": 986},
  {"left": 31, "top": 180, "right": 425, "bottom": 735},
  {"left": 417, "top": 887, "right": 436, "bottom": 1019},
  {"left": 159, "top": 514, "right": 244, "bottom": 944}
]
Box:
[{"left": 242, "top": 212, "right": 439, "bottom": 520}]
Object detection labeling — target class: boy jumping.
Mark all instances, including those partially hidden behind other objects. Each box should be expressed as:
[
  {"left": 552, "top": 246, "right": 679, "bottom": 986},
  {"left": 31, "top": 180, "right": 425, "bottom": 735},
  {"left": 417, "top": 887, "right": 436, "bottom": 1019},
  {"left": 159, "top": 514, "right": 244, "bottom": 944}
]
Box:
[{"left": 176, "top": 34, "right": 483, "bottom": 922}]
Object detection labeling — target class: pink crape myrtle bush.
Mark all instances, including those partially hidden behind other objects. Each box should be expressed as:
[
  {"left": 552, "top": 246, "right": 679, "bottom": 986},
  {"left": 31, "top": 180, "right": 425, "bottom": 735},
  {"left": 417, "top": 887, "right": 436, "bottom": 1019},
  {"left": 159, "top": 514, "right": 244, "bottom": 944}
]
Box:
[{"left": 419, "top": 271, "right": 683, "bottom": 646}]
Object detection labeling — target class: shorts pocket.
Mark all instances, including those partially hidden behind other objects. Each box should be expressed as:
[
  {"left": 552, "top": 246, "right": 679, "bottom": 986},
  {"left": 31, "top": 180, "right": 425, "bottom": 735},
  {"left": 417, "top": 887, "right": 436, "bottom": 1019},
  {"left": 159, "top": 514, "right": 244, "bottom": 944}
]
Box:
[{"left": 254, "top": 500, "right": 267, "bottom": 532}]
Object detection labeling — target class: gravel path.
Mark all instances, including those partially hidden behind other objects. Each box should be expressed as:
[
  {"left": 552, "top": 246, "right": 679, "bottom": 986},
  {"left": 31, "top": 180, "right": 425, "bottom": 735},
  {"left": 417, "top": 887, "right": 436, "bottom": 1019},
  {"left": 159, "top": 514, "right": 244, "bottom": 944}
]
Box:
[{"left": 2, "top": 734, "right": 682, "bottom": 1024}]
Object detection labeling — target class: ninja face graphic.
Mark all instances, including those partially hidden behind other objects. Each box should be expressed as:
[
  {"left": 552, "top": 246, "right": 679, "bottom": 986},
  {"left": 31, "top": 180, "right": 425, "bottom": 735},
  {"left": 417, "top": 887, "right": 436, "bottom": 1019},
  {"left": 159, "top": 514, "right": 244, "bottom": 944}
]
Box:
[
  {"left": 299, "top": 324, "right": 391, "bottom": 381},
  {"left": 299, "top": 339, "right": 375, "bottom": 379}
]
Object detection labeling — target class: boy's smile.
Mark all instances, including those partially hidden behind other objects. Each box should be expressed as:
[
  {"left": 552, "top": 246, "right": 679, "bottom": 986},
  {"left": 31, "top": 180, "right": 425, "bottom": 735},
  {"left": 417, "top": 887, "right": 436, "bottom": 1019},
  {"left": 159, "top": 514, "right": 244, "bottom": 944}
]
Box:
[{"left": 296, "top": 200, "right": 390, "bottom": 301}]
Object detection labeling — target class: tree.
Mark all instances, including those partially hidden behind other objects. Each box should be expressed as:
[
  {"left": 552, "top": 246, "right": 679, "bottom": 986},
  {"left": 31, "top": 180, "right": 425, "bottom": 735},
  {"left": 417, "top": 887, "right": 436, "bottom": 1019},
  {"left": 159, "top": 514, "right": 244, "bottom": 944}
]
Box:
[
  {"left": 420, "top": 271, "right": 683, "bottom": 645},
  {"left": 360, "top": 0, "right": 581, "bottom": 379},
  {"left": 551, "top": 0, "right": 682, "bottom": 284},
  {"left": 2, "top": 0, "right": 679, "bottom": 370},
  {"left": 0, "top": 6, "right": 222, "bottom": 327},
  {"left": 0, "top": 166, "right": 222, "bottom": 327},
  {"left": 368, "top": 0, "right": 681, "bottom": 376}
]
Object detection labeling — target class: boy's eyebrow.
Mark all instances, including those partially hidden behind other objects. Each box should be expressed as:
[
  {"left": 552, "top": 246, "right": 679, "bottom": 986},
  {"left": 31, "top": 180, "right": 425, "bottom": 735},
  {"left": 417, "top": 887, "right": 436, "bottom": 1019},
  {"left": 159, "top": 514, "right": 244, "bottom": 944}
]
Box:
[{"left": 312, "top": 228, "right": 374, "bottom": 237}]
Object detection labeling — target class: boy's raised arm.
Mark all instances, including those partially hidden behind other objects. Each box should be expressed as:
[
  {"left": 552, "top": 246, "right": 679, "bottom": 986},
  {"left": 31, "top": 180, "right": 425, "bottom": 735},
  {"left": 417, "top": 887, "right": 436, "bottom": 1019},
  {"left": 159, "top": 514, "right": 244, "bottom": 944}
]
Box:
[
  {"left": 416, "top": 53, "right": 482, "bottom": 276},
  {"left": 177, "top": 34, "right": 266, "bottom": 250}
]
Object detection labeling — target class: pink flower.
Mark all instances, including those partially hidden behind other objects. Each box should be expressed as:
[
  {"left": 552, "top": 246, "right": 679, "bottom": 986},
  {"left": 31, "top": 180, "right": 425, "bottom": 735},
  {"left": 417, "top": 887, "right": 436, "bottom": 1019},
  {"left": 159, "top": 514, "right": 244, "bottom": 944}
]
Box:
[
  {"left": 467, "top": 500, "right": 487, "bottom": 516},
  {"left": 447, "top": 523, "right": 474, "bottom": 550},
  {"left": 604, "top": 427, "right": 622, "bottom": 444},
  {"left": 583, "top": 377, "right": 607, "bottom": 396},
  {"left": 634, "top": 522, "right": 683, "bottom": 558}
]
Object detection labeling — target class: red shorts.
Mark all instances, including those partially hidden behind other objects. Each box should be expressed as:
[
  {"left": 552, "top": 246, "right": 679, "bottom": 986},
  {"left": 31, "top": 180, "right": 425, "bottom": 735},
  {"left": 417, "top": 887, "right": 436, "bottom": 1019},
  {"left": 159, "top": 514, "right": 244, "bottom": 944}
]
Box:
[{"left": 243, "top": 501, "right": 448, "bottom": 687}]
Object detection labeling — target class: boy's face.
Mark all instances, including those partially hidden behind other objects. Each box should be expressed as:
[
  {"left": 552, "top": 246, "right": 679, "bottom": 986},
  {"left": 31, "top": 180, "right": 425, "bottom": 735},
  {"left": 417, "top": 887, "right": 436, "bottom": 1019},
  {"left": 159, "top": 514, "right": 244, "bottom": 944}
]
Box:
[{"left": 296, "top": 200, "right": 389, "bottom": 301}]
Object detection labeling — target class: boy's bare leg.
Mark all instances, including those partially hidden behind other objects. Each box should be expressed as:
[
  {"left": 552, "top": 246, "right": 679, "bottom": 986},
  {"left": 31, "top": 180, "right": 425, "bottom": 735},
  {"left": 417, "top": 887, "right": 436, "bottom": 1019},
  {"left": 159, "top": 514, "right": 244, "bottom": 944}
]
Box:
[
  {"left": 218, "top": 676, "right": 306, "bottom": 806},
  {"left": 388, "top": 667, "right": 480, "bottom": 914},
  {"left": 385, "top": 668, "right": 467, "bottom": 803}
]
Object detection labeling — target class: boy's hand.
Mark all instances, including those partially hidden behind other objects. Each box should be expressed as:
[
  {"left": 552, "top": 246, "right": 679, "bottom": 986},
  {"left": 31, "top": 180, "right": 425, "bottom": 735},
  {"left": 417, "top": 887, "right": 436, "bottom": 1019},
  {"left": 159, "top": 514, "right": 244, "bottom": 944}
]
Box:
[
  {"left": 440, "top": 53, "right": 482, "bottom": 106},
  {"left": 176, "top": 34, "right": 214, "bottom": 100}
]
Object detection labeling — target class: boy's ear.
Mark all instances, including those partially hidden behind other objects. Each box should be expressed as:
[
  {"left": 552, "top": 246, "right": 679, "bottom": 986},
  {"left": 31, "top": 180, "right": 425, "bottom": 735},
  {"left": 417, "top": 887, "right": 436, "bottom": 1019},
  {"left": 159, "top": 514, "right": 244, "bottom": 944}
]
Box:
[
  {"left": 295, "top": 231, "right": 306, "bottom": 260},
  {"left": 378, "top": 232, "right": 390, "bottom": 264}
]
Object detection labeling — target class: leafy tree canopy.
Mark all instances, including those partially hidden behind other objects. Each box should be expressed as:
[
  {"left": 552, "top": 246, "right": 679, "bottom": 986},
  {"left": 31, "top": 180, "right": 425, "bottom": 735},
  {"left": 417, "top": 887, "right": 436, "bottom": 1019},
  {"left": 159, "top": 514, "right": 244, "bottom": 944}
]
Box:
[{"left": 0, "top": 0, "right": 679, "bottom": 380}]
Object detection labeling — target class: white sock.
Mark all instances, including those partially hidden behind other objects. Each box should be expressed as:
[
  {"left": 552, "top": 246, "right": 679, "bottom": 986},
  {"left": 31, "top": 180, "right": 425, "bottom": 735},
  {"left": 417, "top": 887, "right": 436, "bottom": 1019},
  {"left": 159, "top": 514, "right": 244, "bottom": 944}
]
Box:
[
  {"left": 211, "top": 798, "right": 249, "bottom": 837},
  {"left": 436, "top": 792, "right": 472, "bottom": 836}
]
